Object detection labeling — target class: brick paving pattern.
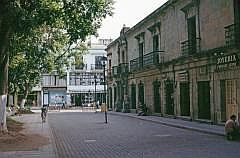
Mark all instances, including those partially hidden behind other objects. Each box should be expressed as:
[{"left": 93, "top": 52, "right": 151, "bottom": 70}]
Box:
[
  {"left": 0, "top": 113, "right": 56, "bottom": 158},
  {"left": 48, "top": 112, "right": 240, "bottom": 158}
]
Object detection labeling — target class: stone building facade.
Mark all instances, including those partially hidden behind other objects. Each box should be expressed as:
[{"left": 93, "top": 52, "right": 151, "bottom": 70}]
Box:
[{"left": 106, "top": 0, "right": 240, "bottom": 124}]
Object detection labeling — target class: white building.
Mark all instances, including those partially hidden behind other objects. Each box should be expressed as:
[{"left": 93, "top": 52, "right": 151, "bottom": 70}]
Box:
[
  {"left": 37, "top": 38, "right": 112, "bottom": 107},
  {"left": 67, "top": 39, "right": 112, "bottom": 106}
]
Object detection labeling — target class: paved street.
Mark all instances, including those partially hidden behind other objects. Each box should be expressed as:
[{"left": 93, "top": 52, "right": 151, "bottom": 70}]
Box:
[{"left": 48, "top": 112, "right": 240, "bottom": 158}]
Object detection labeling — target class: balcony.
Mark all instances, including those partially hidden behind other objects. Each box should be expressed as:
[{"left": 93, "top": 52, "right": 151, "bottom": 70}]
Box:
[
  {"left": 181, "top": 38, "right": 201, "bottom": 56},
  {"left": 225, "top": 23, "right": 240, "bottom": 47},
  {"left": 130, "top": 51, "right": 165, "bottom": 72},
  {"left": 130, "top": 58, "right": 139, "bottom": 72},
  {"left": 118, "top": 63, "right": 129, "bottom": 74},
  {"left": 143, "top": 51, "right": 164, "bottom": 67},
  {"left": 91, "top": 64, "right": 104, "bottom": 70},
  {"left": 111, "top": 63, "right": 129, "bottom": 77},
  {"left": 42, "top": 78, "right": 67, "bottom": 87}
]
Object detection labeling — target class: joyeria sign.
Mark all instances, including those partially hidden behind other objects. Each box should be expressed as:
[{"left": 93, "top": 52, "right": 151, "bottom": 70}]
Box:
[{"left": 216, "top": 53, "right": 239, "bottom": 71}]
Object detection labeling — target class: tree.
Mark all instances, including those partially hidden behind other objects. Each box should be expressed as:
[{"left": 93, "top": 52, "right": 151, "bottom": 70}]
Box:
[
  {"left": 0, "top": 0, "right": 113, "bottom": 133},
  {"left": 9, "top": 26, "right": 88, "bottom": 108}
]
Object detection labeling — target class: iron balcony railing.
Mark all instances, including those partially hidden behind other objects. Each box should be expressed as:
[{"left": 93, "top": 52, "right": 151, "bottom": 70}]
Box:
[
  {"left": 143, "top": 51, "right": 165, "bottom": 67},
  {"left": 90, "top": 64, "right": 104, "bottom": 70},
  {"left": 225, "top": 23, "right": 240, "bottom": 47},
  {"left": 181, "top": 38, "right": 201, "bottom": 56},
  {"left": 111, "top": 63, "right": 129, "bottom": 77},
  {"left": 130, "top": 58, "right": 139, "bottom": 72},
  {"left": 130, "top": 51, "right": 165, "bottom": 72},
  {"left": 118, "top": 63, "right": 129, "bottom": 74}
]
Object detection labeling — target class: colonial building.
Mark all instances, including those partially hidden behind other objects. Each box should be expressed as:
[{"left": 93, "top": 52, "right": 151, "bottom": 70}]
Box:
[{"left": 106, "top": 0, "right": 240, "bottom": 124}]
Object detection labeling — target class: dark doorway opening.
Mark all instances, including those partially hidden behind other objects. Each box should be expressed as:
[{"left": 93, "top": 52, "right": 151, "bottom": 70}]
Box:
[
  {"left": 220, "top": 80, "right": 226, "bottom": 122},
  {"left": 109, "top": 88, "right": 113, "bottom": 109},
  {"left": 138, "top": 82, "right": 145, "bottom": 105},
  {"left": 164, "top": 80, "right": 174, "bottom": 115},
  {"left": 131, "top": 84, "right": 136, "bottom": 109},
  {"left": 180, "top": 82, "right": 190, "bottom": 116},
  {"left": 198, "top": 81, "right": 211, "bottom": 120},
  {"left": 153, "top": 81, "right": 161, "bottom": 113}
]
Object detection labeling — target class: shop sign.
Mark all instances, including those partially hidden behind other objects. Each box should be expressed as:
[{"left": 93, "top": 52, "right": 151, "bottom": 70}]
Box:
[{"left": 216, "top": 53, "right": 239, "bottom": 71}]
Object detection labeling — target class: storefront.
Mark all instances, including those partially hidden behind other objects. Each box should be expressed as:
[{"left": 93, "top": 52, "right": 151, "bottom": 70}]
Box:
[{"left": 214, "top": 52, "right": 240, "bottom": 122}]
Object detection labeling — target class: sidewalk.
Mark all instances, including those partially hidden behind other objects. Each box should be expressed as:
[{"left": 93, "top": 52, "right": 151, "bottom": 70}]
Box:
[
  {"left": 0, "top": 113, "right": 57, "bottom": 158},
  {"left": 109, "top": 112, "right": 225, "bottom": 136},
  {"left": 31, "top": 106, "right": 96, "bottom": 113}
]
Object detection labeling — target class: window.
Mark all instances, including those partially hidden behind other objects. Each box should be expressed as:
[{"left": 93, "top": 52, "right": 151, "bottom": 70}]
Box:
[
  {"left": 117, "top": 48, "right": 120, "bottom": 64},
  {"left": 187, "top": 16, "right": 197, "bottom": 54},
  {"left": 139, "top": 42, "right": 144, "bottom": 68},
  {"left": 95, "top": 56, "right": 103, "bottom": 69},
  {"left": 234, "top": 0, "right": 240, "bottom": 24},
  {"left": 122, "top": 51, "right": 125, "bottom": 63},
  {"left": 153, "top": 35, "right": 159, "bottom": 51}
]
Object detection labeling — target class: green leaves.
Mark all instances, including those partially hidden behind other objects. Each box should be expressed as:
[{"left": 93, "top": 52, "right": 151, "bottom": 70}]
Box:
[{"left": 3, "top": 0, "right": 114, "bottom": 94}]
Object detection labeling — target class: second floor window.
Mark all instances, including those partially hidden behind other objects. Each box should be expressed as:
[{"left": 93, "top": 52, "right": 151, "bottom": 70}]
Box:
[
  {"left": 117, "top": 48, "right": 120, "bottom": 64},
  {"left": 108, "top": 59, "right": 112, "bottom": 73},
  {"left": 95, "top": 56, "right": 103, "bottom": 69},
  {"left": 153, "top": 35, "right": 159, "bottom": 51},
  {"left": 187, "top": 16, "right": 197, "bottom": 53},
  {"left": 122, "top": 51, "right": 125, "bottom": 63},
  {"left": 139, "top": 42, "right": 144, "bottom": 68}
]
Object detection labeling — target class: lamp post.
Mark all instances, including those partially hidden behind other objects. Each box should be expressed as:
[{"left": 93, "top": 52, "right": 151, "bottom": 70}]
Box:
[
  {"left": 101, "top": 56, "right": 107, "bottom": 123},
  {"left": 88, "top": 90, "right": 90, "bottom": 105},
  {"left": 94, "top": 75, "right": 97, "bottom": 108}
]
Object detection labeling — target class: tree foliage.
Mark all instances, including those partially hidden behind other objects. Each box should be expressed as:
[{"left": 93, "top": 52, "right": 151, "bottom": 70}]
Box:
[
  {"left": 3, "top": 0, "right": 114, "bottom": 95},
  {"left": 0, "top": 0, "right": 114, "bottom": 132}
]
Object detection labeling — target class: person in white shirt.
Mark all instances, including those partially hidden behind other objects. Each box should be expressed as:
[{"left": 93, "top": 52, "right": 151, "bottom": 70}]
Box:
[{"left": 225, "top": 115, "right": 238, "bottom": 140}]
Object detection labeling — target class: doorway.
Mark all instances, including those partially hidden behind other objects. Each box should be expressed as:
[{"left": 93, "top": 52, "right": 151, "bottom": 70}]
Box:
[
  {"left": 180, "top": 82, "right": 190, "bottom": 116},
  {"left": 153, "top": 81, "right": 161, "bottom": 113},
  {"left": 109, "top": 88, "right": 112, "bottom": 109},
  {"left": 131, "top": 84, "right": 136, "bottom": 109},
  {"left": 226, "top": 80, "right": 238, "bottom": 120},
  {"left": 164, "top": 80, "right": 174, "bottom": 115},
  {"left": 138, "top": 82, "right": 145, "bottom": 105},
  {"left": 198, "top": 81, "right": 210, "bottom": 120}
]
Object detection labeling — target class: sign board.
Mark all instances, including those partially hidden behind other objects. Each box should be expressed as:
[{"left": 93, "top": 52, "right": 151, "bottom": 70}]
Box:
[{"left": 216, "top": 53, "right": 239, "bottom": 71}]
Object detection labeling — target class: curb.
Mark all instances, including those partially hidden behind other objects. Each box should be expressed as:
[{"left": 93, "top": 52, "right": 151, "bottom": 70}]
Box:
[{"left": 109, "top": 112, "right": 225, "bottom": 137}]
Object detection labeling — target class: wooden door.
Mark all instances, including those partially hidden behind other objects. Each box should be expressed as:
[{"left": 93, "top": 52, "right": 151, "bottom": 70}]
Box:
[{"left": 226, "top": 80, "right": 238, "bottom": 119}]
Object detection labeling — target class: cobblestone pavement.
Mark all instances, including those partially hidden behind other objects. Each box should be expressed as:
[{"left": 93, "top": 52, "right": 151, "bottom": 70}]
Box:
[
  {"left": 48, "top": 112, "right": 240, "bottom": 158},
  {"left": 109, "top": 112, "right": 225, "bottom": 136}
]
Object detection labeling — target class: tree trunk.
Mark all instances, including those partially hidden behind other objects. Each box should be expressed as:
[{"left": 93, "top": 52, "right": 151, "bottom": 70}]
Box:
[
  {"left": 0, "top": 95, "right": 7, "bottom": 132},
  {"left": 20, "top": 84, "right": 29, "bottom": 108},
  {"left": 0, "top": 51, "right": 9, "bottom": 133},
  {"left": 0, "top": 12, "right": 12, "bottom": 133},
  {"left": 14, "top": 91, "right": 18, "bottom": 107}
]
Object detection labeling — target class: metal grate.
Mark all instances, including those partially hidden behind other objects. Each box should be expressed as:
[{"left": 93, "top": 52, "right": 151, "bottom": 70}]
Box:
[{"left": 181, "top": 38, "right": 201, "bottom": 56}]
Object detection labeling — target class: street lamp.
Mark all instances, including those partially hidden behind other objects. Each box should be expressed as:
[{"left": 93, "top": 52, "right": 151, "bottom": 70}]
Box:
[
  {"left": 94, "top": 75, "right": 97, "bottom": 108},
  {"left": 101, "top": 56, "right": 108, "bottom": 123}
]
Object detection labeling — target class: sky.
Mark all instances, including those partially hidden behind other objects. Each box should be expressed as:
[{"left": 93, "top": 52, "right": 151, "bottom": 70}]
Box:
[{"left": 97, "top": 0, "right": 168, "bottom": 40}]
